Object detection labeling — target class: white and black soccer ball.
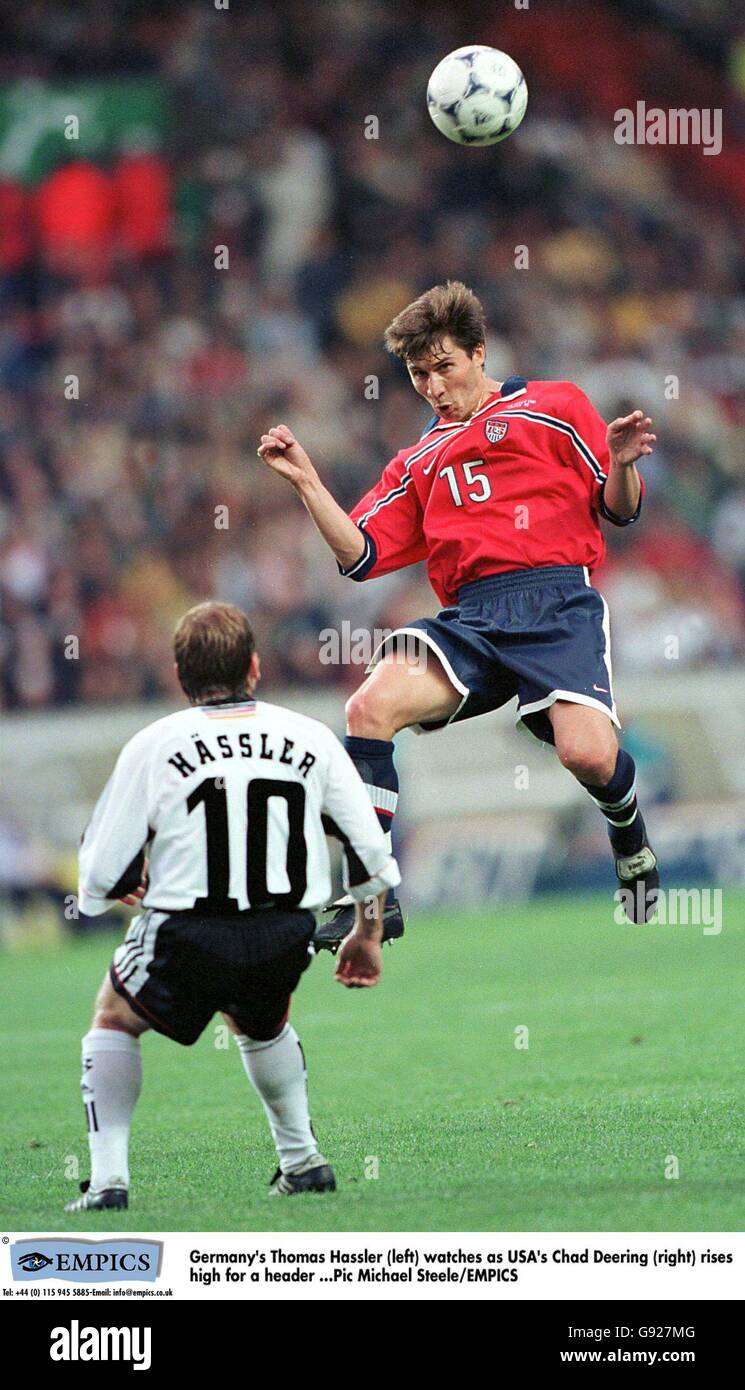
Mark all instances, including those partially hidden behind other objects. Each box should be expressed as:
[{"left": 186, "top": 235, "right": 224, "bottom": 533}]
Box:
[{"left": 426, "top": 45, "right": 528, "bottom": 147}]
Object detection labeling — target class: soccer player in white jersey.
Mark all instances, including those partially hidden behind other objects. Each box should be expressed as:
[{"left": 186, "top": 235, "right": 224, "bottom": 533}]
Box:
[{"left": 65, "top": 601, "right": 400, "bottom": 1210}]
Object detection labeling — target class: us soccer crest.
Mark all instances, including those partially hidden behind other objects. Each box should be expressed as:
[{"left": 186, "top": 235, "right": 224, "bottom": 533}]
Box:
[{"left": 485, "top": 418, "right": 509, "bottom": 443}]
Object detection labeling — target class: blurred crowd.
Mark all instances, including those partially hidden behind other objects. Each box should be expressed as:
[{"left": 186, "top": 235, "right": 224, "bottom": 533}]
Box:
[{"left": 1, "top": 0, "right": 744, "bottom": 711}]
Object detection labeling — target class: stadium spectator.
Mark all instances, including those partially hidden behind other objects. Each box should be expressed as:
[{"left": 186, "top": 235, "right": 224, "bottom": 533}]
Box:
[{"left": 1, "top": 0, "right": 743, "bottom": 710}]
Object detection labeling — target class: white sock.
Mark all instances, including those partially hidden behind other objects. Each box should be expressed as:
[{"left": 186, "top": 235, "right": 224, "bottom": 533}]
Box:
[
  {"left": 81, "top": 1028, "right": 142, "bottom": 1191},
  {"left": 234, "top": 1024, "right": 318, "bottom": 1174}
]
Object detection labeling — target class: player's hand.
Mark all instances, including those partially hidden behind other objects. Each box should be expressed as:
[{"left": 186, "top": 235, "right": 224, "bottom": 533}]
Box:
[
  {"left": 607, "top": 410, "right": 656, "bottom": 467},
  {"left": 119, "top": 885, "right": 146, "bottom": 907},
  {"left": 256, "top": 424, "right": 315, "bottom": 486},
  {"left": 335, "top": 933, "right": 382, "bottom": 988}
]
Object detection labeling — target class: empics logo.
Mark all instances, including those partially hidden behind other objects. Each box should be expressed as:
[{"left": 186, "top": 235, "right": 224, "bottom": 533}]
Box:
[
  {"left": 12, "top": 1238, "right": 162, "bottom": 1283},
  {"left": 50, "top": 1321, "right": 152, "bottom": 1372},
  {"left": 17, "top": 1251, "right": 54, "bottom": 1273}
]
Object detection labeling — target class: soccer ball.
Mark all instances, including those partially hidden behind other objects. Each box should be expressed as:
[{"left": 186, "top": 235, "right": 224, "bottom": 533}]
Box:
[{"left": 426, "top": 45, "right": 528, "bottom": 146}]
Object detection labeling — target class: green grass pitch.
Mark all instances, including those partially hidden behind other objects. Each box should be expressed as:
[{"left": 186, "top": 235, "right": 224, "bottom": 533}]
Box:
[{"left": 2, "top": 891, "right": 744, "bottom": 1233}]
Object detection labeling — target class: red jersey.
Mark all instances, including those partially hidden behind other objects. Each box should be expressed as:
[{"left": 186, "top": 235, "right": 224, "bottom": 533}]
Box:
[{"left": 341, "top": 376, "right": 643, "bottom": 607}]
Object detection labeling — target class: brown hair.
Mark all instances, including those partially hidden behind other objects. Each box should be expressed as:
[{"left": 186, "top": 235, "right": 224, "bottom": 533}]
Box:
[
  {"left": 383, "top": 280, "right": 486, "bottom": 362},
  {"left": 173, "top": 601, "right": 255, "bottom": 703}
]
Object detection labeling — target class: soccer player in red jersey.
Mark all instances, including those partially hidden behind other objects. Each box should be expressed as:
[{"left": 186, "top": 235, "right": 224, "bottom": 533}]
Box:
[{"left": 258, "top": 282, "right": 659, "bottom": 938}]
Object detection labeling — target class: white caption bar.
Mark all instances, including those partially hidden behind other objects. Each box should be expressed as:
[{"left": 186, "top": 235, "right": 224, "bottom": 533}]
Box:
[{"left": 4, "top": 1232, "right": 743, "bottom": 1301}]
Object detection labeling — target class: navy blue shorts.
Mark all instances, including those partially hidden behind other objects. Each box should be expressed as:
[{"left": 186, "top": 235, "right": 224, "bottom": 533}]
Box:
[{"left": 371, "top": 565, "right": 619, "bottom": 745}]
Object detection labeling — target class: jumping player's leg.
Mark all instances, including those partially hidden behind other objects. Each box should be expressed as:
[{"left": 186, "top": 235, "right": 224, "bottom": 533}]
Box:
[
  {"left": 548, "top": 701, "right": 618, "bottom": 788},
  {"left": 313, "top": 647, "right": 461, "bottom": 950},
  {"left": 344, "top": 646, "right": 460, "bottom": 851},
  {"left": 66, "top": 974, "right": 148, "bottom": 1210},
  {"left": 548, "top": 700, "right": 658, "bottom": 916},
  {"left": 346, "top": 646, "right": 461, "bottom": 739}
]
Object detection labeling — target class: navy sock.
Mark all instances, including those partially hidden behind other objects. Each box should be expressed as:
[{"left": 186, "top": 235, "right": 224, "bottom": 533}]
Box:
[
  {"left": 581, "top": 748, "right": 646, "bottom": 857},
  {"left": 344, "top": 735, "right": 398, "bottom": 905}
]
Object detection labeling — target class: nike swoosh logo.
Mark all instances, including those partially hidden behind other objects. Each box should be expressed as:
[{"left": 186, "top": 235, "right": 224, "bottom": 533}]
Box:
[{"left": 593, "top": 684, "right": 609, "bottom": 693}]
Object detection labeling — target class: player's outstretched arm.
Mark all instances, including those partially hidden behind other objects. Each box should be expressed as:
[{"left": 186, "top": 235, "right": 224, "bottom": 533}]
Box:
[
  {"left": 335, "top": 891, "right": 386, "bottom": 988},
  {"left": 604, "top": 409, "right": 655, "bottom": 519},
  {"left": 257, "top": 423, "right": 365, "bottom": 570}
]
